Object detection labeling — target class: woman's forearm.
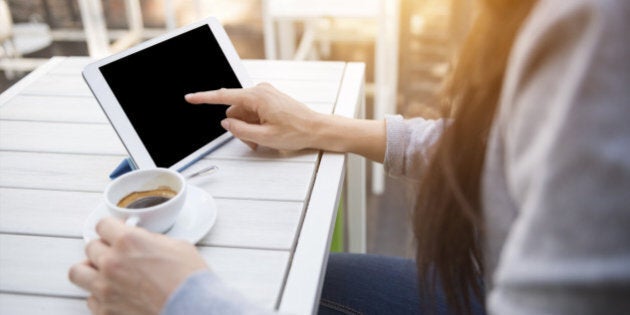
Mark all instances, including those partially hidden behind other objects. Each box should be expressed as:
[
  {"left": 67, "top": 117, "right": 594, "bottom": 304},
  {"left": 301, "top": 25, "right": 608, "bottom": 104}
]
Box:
[
  {"left": 186, "top": 85, "right": 386, "bottom": 160},
  {"left": 310, "top": 113, "right": 386, "bottom": 163}
]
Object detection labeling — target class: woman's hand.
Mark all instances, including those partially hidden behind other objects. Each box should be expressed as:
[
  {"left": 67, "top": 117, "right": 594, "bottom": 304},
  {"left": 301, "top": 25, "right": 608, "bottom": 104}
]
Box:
[
  {"left": 186, "top": 83, "right": 322, "bottom": 151},
  {"left": 68, "top": 218, "right": 207, "bottom": 315},
  {"left": 186, "top": 83, "right": 387, "bottom": 162}
]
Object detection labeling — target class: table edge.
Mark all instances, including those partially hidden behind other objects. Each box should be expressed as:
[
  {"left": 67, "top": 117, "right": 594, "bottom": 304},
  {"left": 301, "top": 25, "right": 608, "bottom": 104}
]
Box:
[
  {"left": 278, "top": 62, "right": 366, "bottom": 314},
  {"left": 0, "top": 57, "right": 67, "bottom": 106}
]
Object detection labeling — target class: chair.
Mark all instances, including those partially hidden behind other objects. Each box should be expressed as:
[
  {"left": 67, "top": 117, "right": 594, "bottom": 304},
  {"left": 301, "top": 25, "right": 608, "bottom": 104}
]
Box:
[
  {"left": 262, "top": 0, "right": 400, "bottom": 196},
  {"left": 0, "top": 0, "right": 52, "bottom": 79},
  {"left": 0, "top": 0, "right": 13, "bottom": 51},
  {"left": 76, "top": 0, "right": 143, "bottom": 58}
]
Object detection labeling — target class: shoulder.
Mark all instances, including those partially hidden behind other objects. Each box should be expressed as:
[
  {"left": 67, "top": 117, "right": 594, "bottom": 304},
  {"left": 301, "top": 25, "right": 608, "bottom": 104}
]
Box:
[
  {"left": 512, "top": 0, "right": 627, "bottom": 72},
  {"left": 495, "top": 0, "right": 629, "bottom": 134},
  {"left": 526, "top": 0, "right": 626, "bottom": 30}
]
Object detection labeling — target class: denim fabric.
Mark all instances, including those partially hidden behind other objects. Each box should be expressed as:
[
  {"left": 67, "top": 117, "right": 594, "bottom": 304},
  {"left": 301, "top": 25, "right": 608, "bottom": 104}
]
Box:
[{"left": 318, "top": 253, "right": 486, "bottom": 315}]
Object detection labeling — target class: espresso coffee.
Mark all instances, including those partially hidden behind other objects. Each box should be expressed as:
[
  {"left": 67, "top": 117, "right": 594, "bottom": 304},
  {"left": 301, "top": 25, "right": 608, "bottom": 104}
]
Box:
[{"left": 117, "top": 186, "right": 178, "bottom": 209}]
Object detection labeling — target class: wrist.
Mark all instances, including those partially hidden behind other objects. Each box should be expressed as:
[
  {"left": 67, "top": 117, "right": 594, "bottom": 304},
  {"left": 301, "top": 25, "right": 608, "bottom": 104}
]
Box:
[
  {"left": 306, "top": 112, "right": 386, "bottom": 162},
  {"left": 308, "top": 112, "right": 336, "bottom": 150}
]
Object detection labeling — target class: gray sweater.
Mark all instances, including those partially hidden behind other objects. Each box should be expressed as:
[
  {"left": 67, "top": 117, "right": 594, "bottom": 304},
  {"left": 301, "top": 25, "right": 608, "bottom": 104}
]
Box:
[
  {"left": 163, "top": 0, "right": 630, "bottom": 313},
  {"left": 386, "top": 0, "right": 630, "bottom": 313}
]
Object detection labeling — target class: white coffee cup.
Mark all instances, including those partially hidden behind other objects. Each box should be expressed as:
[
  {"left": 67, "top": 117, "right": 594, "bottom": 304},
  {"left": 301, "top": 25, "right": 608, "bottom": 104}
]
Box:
[{"left": 104, "top": 168, "right": 187, "bottom": 233}]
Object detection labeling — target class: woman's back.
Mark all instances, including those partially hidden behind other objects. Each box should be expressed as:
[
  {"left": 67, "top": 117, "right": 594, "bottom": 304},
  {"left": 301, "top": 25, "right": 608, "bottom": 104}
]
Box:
[{"left": 483, "top": 0, "right": 630, "bottom": 312}]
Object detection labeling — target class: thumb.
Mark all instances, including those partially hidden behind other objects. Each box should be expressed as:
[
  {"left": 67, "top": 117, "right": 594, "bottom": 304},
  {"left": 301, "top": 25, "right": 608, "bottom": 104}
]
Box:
[{"left": 222, "top": 118, "right": 267, "bottom": 145}]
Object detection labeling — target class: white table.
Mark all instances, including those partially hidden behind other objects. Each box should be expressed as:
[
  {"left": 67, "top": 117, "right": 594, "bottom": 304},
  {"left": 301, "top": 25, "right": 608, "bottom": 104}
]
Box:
[{"left": 0, "top": 56, "right": 366, "bottom": 314}]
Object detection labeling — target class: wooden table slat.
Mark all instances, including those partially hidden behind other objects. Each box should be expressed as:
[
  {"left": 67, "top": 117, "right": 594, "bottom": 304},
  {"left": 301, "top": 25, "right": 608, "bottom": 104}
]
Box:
[
  {"left": 0, "top": 120, "right": 125, "bottom": 155},
  {"left": 0, "top": 152, "right": 315, "bottom": 201},
  {"left": 0, "top": 120, "right": 320, "bottom": 162},
  {"left": 245, "top": 60, "right": 346, "bottom": 81},
  {"left": 20, "top": 75, "right": 92, "bottom": 97},
  {"left": 252, "top": 79, "right": 341, "bottom": 103},
  {"left": 46, "top": 57, "right": 92, "bottom": 76},
  {"left": 0, "top": 152, "right": 122, "bottom": 192},
  {"left": 0, "top": 188, "right": 303, "bottom": 250},
  {"left": 0, "top": 95, "right": 106, "bottom": 123},
  {"left": 204, "top": 198, "right": 303, "bottom": 249},
  {"left": 0, "top": 294, "right": 89, "bottom": 315},
  {"left": 184, "top": 159, "right": 316, "bottom": 201},
  {"left": 0, "top": 234, "right": 289, "bottom": 309},
  {"left": 0, "top": 58, "right": 65, "bottom": 105},
  {"left": 211, "top": 139, "right": 320, "bottom": 162}
]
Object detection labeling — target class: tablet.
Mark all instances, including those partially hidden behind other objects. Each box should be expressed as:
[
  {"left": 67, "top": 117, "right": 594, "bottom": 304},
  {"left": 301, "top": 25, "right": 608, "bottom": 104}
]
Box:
[{"left": 83, "top": 17, "right": 252, "bottom": 171}]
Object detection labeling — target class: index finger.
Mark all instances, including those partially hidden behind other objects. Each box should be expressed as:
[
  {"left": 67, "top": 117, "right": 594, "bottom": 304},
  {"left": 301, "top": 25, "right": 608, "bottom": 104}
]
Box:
[
  {"left": 185, "top": 88, "right": 252, "bottom": 108},
  {"left": 95, "top": 217, "right": 133, "bottom": 245}
]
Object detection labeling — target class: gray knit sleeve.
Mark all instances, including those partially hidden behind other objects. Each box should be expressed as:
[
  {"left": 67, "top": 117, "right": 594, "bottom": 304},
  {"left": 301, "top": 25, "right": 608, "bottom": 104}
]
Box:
[
  {"left": 384, "top": 114, "right": 446, "bottom": 180},
  {"left": 161, "top": 271, "right": 274, "bottom": 315},
  {"left": 487, "top": 0, "right": 630, "bottom": 313}
]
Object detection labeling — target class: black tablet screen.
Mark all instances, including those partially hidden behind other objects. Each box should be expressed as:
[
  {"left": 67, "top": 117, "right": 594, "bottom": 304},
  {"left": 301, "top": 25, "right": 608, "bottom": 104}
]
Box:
[{"left": 100, "top": 24, "right": 241, "bottom": 168}]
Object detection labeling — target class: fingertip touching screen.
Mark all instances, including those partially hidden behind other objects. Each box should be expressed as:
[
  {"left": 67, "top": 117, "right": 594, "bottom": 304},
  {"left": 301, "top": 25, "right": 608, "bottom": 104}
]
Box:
[{"left": 99, "top": 24, "right": 241, "bottom": 168}]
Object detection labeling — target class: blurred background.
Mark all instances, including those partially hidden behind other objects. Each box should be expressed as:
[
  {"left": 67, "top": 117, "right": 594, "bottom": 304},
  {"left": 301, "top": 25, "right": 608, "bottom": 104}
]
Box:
[{"left": 0, "top": 0, "right": 473, "bottom": 257}]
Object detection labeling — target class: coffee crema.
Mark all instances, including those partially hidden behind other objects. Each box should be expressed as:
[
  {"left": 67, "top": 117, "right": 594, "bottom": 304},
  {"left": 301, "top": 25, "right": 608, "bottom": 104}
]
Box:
[{"left": 117, "top": 186, "right": 178, "bottom": 209}]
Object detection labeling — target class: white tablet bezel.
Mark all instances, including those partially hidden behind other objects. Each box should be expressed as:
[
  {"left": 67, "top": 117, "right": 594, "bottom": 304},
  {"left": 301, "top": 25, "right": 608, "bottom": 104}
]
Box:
[{"left": 82, "top": 17, "right": 252, "bottom": 171}]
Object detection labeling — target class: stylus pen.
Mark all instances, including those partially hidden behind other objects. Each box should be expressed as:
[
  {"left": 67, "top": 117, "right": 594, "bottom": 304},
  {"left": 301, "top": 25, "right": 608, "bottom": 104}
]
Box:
[{"left": 186, "top": 165, "right": 219, "bottom": 180}]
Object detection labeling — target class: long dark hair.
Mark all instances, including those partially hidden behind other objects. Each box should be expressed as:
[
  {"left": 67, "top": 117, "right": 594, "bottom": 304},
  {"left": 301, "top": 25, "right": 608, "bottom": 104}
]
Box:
[{"left": 414, "top": 1, "right": 537, "bottom": 314}]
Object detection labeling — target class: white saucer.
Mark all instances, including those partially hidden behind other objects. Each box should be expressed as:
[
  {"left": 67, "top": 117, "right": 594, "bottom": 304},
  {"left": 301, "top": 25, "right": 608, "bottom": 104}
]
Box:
[{"left": 83, "top": 185, "right": 217, "bottom": 244}]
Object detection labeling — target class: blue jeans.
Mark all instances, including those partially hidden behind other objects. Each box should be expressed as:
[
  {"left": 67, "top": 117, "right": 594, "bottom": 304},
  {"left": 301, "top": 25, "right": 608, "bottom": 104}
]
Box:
[{"left": 318, "top": 253, "right": 486, "bottom": 315}]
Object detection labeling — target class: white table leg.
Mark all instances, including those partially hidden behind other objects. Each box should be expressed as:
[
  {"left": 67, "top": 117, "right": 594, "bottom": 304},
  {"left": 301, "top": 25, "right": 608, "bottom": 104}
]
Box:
[
  {"left": 164, "top": 0, "right": 176, "bottom": 31},
  {"left": 371, "top": 0, "right": 400, "bottom": 195},
  {"left": 277, "top": 19, "right": 296, "bottom": 60},
  {"left": 346, "top": 87, "right": 367, "bottom": 253},
  {"left": 262, "top": 0, "right": 277, "bottom": 59},
  {"left": 110, "top": 0, "right": 143, "bottom": 53},
  {"left": 347, "top": 154, "right": 367, "bottom": 253},
  {"left": 293, "top": 20, "right": 317, "bottom": 61},
  {"left": 77, "top": 0, "right": 110, "bottom": 58},
  {"left": 193, "top": 0, "right": 202, "bottom": 20}
]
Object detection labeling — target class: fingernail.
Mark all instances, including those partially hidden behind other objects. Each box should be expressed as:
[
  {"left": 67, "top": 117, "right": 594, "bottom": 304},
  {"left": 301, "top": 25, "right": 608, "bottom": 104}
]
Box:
[
  {"left": 184, "top": 93, "right": 193, "bottom": 99},
  {"left": 221, "top": 119, "right": 230, "bottom": 130}
]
